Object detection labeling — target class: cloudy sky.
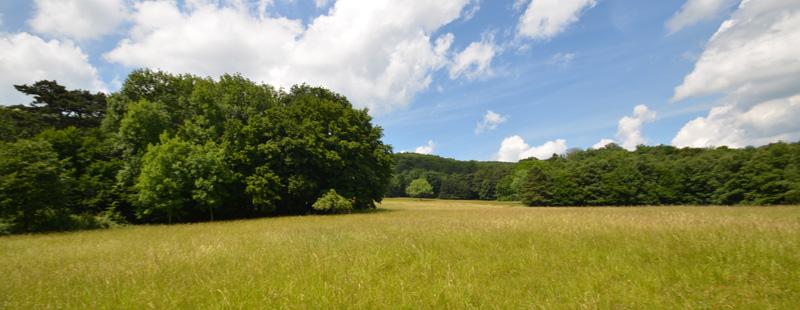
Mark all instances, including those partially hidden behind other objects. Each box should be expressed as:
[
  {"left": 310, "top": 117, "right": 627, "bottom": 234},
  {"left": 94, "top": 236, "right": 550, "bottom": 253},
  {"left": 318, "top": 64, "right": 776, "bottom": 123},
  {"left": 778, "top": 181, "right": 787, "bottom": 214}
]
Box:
[{"left": 1, "top": 0, "right": 798, "bottom": 161}]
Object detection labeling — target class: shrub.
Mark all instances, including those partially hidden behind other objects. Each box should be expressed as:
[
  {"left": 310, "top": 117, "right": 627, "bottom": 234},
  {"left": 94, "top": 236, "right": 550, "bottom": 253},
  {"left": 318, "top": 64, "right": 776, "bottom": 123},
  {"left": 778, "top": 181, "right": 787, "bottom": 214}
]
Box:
[{"left": 312, "top": 190, "right": 353, "bottom": 214}]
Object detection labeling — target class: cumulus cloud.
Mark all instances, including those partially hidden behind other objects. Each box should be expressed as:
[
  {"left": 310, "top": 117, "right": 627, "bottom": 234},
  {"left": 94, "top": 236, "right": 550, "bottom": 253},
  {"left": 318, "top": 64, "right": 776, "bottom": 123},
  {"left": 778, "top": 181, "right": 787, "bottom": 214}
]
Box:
[
  {"left": 415, "top": 140, "right": 436, "bottom": 155},
  {"left": 592, "top": 138, "right": 614, "bottom": 149},
  {"left": 449, "top": 36, "right": 497, "bottom": 80},
  {"left": 617, "top": 104, "right": 656, "bottom": 151},
  {"left": 593, "top": 104, "right": 656, "bottom": 151},
  {"left": 517, "top": 0, "right": 597, "bottom": 40},
  {"left": 29, "top": 0, "right": 129, "bottom": 40},
  {"left": 672, "top": 0, "right": 800, "bottom": 148},
  {"left": 673, "top": 96, "right": 800, "bottom": 148},
  {"left": 495, "top": 136, "right": 567, "bottom": 162},
  {"left": 0, "top": 33, "right": 106, "bottom": 105},
  {"left": 105, "top": 0, "right": 470, "bottom": 114},
  {"left": 673, "top": 0, "right": 800, "bottom": 105},
  {"left": 666, "top": 0, "right": 739, "bottom": 33},
  {"left": 475, "top": 110, "right": 507, "bottom": 134}
]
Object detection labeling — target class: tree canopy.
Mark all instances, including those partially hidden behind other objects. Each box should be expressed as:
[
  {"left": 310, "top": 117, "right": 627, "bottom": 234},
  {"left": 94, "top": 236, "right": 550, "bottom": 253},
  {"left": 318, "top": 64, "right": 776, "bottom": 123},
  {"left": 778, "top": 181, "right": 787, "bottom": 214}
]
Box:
[
  {"left": 1, "top": 71, "right": 799, "bottom": 234},
  {"left": 406, "top": 178, "right": 434, "bottom": 199},
  {"left": 0, "top": 71, "right": 393, "bottom": 233}
]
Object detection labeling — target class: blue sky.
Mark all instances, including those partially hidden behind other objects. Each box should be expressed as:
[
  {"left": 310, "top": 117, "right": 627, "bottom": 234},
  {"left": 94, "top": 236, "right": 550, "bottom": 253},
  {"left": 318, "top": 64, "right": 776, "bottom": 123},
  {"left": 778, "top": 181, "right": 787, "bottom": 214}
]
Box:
[{"left": 2, "top": 0, "right": 799, "bottom": 161}]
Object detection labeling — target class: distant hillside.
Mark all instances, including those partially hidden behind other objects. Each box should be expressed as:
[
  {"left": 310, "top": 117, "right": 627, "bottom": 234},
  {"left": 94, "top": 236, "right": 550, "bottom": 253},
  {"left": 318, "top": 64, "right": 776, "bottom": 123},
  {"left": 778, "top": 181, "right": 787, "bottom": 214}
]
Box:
[{"left": 388, "top": 153, "right": 514, "bottom": 200}]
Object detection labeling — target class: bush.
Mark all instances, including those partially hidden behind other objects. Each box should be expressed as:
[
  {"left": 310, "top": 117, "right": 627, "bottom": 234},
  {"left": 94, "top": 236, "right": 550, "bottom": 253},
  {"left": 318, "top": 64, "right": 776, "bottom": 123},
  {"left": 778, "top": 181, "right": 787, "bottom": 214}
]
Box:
[
  {"left": 312, "top": 190, "right": 353, "bottom": 214},
  {"left": 68, "top": 209, "right": 127, "bottom": 230}
]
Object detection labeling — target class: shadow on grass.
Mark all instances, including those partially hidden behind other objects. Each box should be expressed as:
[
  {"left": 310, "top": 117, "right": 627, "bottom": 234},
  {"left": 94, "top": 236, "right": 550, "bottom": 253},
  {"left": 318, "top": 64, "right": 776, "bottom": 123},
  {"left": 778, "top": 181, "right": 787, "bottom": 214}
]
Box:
[{"left": 350, "top": 208, "right": 394, "bottom": 215}]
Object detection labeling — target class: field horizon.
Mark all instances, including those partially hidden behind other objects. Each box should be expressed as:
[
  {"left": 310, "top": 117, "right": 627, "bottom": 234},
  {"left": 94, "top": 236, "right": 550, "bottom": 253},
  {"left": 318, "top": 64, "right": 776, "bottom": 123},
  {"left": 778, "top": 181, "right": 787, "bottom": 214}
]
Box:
[{"left": 2, "top": 198, "right": 799, "bottom": 308}]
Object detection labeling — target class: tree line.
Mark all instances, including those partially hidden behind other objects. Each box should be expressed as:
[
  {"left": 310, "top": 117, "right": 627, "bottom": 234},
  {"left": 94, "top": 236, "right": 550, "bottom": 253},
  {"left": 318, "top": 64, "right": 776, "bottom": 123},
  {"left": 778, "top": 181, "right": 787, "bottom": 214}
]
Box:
[
  {"left": 0, "top": 71, "right": 393, "bottom": 234},
  {"left": 388, "top": 152, "right": 514, "bottom": 200},
  {"left": 392, "top": 143, "right": 799, "bottom": 206},
  {"left": 511, "top": 143, "right": 800, "bottom": 206},
  {"left": 2, "top": 71, "right": 798, "bottom": 234}
]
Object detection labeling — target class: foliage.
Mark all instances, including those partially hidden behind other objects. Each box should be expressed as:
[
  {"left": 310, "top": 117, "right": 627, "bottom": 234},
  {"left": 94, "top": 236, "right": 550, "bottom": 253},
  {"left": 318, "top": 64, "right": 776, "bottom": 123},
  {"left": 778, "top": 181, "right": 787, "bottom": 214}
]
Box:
[
  {"left": 311, "top": 189, "right": 353, "bottom": 214},
  {"left": 0, "top": 106, "right": 49, "bottom": 141},
  {"left": 0, "top": 71, "right": 394, "bottom": 233},
  {"left": 0, "top": 139, "right": 70, "bottom": 233},
  {"left": 515, "top": 143, "right": 800, "bottom": 206},
  {"left": 389, "top": 153, "right": 513, "bottom": 200},
  {"left": 13, "top": 80, "right": 107, "bottom": 128},
  {"left": 118, "top": 100, "right": 172, "bottom": 155},
  {"left": 135, "top": 136, "right": 234, "bottom": 223},
  {"left": 406, "top": 178, "right": 434, "bottom": 199}
]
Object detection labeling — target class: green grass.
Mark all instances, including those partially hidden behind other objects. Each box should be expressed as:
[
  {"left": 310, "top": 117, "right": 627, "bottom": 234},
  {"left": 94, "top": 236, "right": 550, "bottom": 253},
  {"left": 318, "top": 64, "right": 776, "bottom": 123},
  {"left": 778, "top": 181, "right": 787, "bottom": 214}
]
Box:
[{"left": 1, "top": 199, "right": 799, "bottom": 308}]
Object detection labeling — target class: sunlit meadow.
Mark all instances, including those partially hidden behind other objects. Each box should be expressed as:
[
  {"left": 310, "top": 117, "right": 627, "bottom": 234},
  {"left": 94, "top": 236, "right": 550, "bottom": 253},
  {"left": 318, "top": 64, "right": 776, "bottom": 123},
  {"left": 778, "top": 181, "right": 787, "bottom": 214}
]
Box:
[{"left": 1, "top": 199, "right": 798, "bottom": 308}]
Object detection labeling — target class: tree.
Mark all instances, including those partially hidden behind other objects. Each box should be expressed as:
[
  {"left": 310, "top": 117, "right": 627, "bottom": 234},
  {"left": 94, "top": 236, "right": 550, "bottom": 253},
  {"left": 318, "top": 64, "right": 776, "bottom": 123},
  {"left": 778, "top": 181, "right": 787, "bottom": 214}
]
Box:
[
  {"left": 406, "top": 178, "right": 433, "bottom": 199},
  {"left": 13, "top": 80, "right": 107, "bottom": 128},
  {"left": 135, "top": 136, "right": 233, "bottom": 223},
  {"left": 389, "top": 153, "right": 514, "bottom": 200},
  {"left": 231, "top": 84, "right": 393, "bottom": 213},
  {"left": 0, "top": 106, "right": 49, "bottom": 141},
  {"left": 119, "top": 100, "right": 171, "bottom": 155},
  {"left": 35, "top": 127, "right": 122, "bottom": 214},
  {"left": 439, "top": 174, "right": 473, "bottom": 199},
  {"left": 0, "top": 139, "right": 70, "bottom": 233}
]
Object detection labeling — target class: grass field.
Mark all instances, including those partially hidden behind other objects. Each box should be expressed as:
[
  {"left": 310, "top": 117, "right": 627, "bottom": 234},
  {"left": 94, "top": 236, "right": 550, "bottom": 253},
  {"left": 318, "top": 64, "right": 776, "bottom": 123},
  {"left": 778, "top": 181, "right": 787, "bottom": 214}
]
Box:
[{"left": 1, "top": 199, "right": 799, "bottom": 308}]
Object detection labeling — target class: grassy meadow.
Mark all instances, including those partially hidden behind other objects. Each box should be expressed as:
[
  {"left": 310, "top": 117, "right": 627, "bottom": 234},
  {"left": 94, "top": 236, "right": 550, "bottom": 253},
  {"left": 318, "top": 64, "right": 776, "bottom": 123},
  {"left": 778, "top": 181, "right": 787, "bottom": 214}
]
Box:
[{"left": 1, "top": 198, "right": 799, "bottom": 308}]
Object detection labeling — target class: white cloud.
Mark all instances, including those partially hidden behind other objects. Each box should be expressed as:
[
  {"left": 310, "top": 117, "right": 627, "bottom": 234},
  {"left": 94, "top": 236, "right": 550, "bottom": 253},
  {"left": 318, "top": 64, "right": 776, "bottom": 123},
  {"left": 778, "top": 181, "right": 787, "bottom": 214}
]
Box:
[
  {"left": 517, "top": 0, "right": 597, "bottom": 40},
  {"left": 0, "top": 33, "right": 106, "bottom": 105},
  {"left": 673, "top": 96, "right": 800, "bottom": 148},
  {"left": 415, "top": 140, "right": 436, "bottom": 155},
  {"left": 462, "top": 1, "right": 481, "bottom": 21},
  {"left": 475, "top": 110, "right": 507, "bottom": 134},
  {"left": 495, "top": 136, "right": 567, "bottom": 162},
  {"left": 105, "top": 0, "right": 470, "bottom": 114},
  {"left": 592, "top": 104, "right": 656, "bottom": 151},
  {"left": 616, "top": 104, "right": 656, "bottom": 151},
  {"left": 666, "top": 0, "right": 739, "bottom": 33},
  {"left": 673, "top": 0, "right": 800, "bottom": 105},
  {"left": 592, "top": 138, "right": 614, "bottom": 149},
  {"left": 449, "top": 37, "right": 497, "bottom": 80},
  {"left": 672, "top": 0, "right": 800, "bottom": 148},
  {"left": 29, "top": 0, "right": 129, "bottom": 40}
]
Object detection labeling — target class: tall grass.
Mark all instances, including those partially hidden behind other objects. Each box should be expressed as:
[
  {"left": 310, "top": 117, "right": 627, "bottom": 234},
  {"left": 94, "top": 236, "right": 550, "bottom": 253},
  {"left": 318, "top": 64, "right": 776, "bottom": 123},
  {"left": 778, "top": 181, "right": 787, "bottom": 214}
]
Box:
[{"left": 1, "top": 198, "right": 798, "bottom": 308}]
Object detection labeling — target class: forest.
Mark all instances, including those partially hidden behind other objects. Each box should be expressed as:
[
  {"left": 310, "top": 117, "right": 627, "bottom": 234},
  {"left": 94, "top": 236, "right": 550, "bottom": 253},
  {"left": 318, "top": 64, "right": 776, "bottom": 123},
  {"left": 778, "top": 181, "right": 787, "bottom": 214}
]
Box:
[
  {"left": 2, "top": 71, "right": 799, "bottom": 235},
  {"left": 388, "top": 152, "right": 514, "bottom": 200},
  {"left": 0, "top": 71, "right": 393, "bottom": 234},
  {"left": 393, "top": 143, "right": 800, "bottom": 205}
]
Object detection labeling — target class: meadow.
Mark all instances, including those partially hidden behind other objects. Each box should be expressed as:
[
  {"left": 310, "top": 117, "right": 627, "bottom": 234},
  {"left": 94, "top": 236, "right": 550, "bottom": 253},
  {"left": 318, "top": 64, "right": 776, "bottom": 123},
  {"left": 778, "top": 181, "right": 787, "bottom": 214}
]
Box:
[{"left": 1, "top": 198, "right": 799, "bottom": 308}]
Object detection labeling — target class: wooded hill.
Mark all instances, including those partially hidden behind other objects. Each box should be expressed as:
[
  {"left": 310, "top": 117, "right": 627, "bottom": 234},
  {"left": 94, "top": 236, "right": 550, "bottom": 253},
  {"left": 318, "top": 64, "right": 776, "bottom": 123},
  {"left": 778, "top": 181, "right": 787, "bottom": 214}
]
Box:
[
  {"left": 390, "top": 142, "right": 800, "bottom": 205},
  {"left": 388, "top": 152, "right": 514, "bottom": 200}
]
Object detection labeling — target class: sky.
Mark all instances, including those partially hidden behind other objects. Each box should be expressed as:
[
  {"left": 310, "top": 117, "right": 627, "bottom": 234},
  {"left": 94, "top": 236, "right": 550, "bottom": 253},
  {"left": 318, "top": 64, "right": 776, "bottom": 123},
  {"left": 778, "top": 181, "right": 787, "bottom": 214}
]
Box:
[{"left": 1, "top": 0, "right": 799, "bottom": 161}]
